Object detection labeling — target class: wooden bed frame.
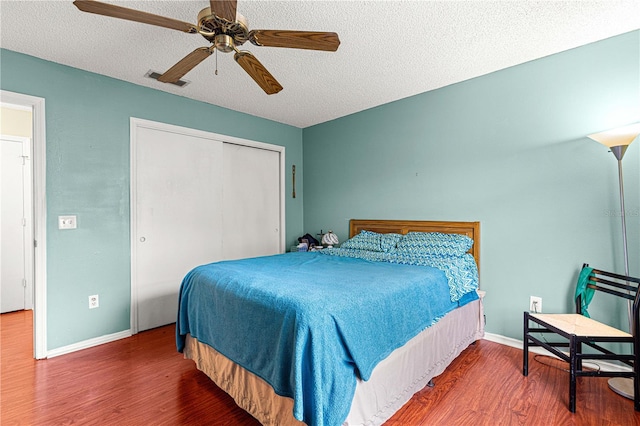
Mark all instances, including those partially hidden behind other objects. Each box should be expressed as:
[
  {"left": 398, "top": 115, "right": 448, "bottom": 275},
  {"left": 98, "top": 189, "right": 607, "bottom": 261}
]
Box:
[{"left": 183, "top": 219, "right": 483, "bottom": 425}]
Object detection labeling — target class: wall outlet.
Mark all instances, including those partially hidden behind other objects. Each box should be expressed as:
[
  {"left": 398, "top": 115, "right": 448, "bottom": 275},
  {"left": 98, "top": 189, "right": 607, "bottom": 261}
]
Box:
[
  {"left": 530, "top": 296, "right": 542, "bottom": 313},
  {"left": 89, "top": 294, "right": 99, "bottom": 309},
  {"left": 58, "top": 215, "right": 77, "bottom": 229}
]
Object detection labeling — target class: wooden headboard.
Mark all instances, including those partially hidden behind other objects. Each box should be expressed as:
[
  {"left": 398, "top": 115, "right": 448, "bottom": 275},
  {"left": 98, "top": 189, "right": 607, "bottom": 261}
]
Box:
[{"left": 349, "top": 219, "right": 480, "bottom": 271}]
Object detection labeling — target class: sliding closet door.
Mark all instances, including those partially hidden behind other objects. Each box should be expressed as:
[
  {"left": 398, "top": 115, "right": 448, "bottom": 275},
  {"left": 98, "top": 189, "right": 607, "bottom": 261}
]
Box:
[
  {"left": 222, "top": 143, "right": 282, "bottom": 260},
  {"left": 131, "top": 119, "right": 284, "bottom": 332},
  {"left": 132, "top": 122, "right": 223, "bottom": 332}
]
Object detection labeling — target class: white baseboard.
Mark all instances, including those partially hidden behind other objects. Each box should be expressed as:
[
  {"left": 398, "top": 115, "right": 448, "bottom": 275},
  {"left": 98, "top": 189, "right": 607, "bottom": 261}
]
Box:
[
  {"left": 46, "top": 329, "right": 132, "bottom": 358},
  {"left": 484, "top": 332, "right": 524, "bottom": 349},
  {"left": 483, "top": 332, "right": 631, "bottom": 373},
  {"left": 39, "top": 328, "right": 634, "bottom": 374}
]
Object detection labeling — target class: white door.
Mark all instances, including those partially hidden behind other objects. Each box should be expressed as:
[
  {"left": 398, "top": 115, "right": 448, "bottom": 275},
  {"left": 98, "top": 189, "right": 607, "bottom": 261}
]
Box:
[
  {"left": 1, "top": 135, "right": 33, "bottom": 313},
  {"left": 222, "top": 143, "right": 281, "bottom": 260},
  {"left": 132, "top": 123, "right": 224, "bottom": 332}
]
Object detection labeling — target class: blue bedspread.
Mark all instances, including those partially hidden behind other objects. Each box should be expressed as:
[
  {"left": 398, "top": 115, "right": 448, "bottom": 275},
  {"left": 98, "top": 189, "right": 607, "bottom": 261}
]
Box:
[{"left": 176, "top": 252, "right": 478, "bottom": 426}]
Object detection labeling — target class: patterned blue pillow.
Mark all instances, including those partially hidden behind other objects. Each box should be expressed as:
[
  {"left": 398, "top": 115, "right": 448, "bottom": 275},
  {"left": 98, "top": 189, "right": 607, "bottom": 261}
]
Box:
[
  {"left": 380, "top": 233, "right": 402, "bottom": 252},
  {"left": 396, "top": 232, "right": 473, "bottom": 257},
  {"left": 341, "top": 231, "right": 402, "bottom": 252},
  {"left": 341, "top": 230, "right": 382, "bottom": 251}
]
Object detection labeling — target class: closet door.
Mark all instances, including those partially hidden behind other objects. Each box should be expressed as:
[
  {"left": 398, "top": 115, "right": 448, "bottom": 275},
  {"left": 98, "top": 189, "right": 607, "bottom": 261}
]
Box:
[
  {"left": 132, "top": 123, "right": 223, "bottom": 332},
  {"left": 222, "top": 143, "right": 281, "bottom": 260}
]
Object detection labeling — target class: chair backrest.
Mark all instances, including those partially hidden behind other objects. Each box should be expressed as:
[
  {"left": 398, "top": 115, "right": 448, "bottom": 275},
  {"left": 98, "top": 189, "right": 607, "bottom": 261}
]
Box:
[{"left": 576, "top": 263, "right": 640, "bottom": 337}]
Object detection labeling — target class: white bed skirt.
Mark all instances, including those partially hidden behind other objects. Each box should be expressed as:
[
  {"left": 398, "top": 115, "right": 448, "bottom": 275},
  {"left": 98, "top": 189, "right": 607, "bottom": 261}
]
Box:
[{"left": 184, "top": 297, "right": 485, "bottom": 426}]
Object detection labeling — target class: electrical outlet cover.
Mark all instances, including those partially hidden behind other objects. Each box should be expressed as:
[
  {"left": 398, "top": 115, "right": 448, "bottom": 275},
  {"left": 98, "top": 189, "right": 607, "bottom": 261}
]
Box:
[
  {"left": 89, "top": 294, "right": 99, "bottom": 309},
  {"left": 530, "top": 296, "right": 542, "bottom": 313},
  {"left": 58, "top": 215, "right": 77, "bottom": 229}
]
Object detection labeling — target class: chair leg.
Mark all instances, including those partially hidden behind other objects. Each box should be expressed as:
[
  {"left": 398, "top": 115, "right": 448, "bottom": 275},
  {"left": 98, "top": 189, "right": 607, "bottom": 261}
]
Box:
[
  {"left": 523, "top": 312, "right": 529, "bottom": 376},
  {"left": 569, "top": 335, "right": 577, "bottom": 413},
  {"left": 635, "top": 341, "right": 640, "bottom": 411},
  {"left": 635, "top": 375, "right": 640, "bottom": 412},
  {"left": 635, "top": 323, "right": 640, "bottom": 411},
  {"left": 576, "top": 341, "right": 582, "bottom": 371}
]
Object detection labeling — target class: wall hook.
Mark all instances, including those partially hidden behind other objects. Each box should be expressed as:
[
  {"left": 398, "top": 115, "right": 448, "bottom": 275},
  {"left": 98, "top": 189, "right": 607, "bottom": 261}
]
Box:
[{"left": 292, "top": 165, "right": 296, "bottom": 198}]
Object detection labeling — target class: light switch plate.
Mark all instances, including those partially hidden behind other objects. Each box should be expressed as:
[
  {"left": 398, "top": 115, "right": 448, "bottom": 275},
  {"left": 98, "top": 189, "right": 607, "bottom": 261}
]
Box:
[{"left": 58, "top": 215, "right": 77, "bottom": 229}]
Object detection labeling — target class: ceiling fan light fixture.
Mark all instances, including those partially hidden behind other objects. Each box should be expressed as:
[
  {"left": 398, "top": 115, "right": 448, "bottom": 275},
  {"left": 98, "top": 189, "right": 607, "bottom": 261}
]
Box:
[{"left": 215, "top": 34, "right": 236, "bottom": 53}]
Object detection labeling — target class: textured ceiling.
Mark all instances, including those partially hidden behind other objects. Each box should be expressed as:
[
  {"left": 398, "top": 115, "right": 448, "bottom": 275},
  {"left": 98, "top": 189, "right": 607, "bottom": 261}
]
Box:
[{"left": 1, "top": 1, "right": 639, "bottom": 128}]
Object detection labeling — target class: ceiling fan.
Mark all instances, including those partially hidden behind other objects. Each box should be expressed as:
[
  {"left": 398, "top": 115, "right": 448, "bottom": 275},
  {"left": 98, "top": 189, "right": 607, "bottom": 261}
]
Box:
[{"left": 73, "top": 0, "right": 340, "bottom": 94}]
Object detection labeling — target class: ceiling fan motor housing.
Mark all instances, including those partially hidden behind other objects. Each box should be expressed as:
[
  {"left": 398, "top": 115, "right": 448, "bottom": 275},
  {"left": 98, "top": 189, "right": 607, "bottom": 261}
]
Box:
[{"left": 197, "top": 7, "right": 249, "bottom": 49}]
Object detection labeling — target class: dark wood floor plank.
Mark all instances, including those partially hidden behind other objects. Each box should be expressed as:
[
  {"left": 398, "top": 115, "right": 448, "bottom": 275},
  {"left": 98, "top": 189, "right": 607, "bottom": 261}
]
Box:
[{"left": 2, "top": 310, "right": 639, "bottom": 425}]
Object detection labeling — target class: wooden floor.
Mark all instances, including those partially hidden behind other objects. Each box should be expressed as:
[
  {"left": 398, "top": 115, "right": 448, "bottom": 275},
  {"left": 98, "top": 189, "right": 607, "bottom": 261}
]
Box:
[{"left": 2, "top": 310, "right": 639, "bottom": 426}]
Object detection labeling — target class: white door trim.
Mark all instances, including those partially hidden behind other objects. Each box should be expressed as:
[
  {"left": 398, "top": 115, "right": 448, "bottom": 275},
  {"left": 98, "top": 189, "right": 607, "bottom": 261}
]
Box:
[
  {"left": 129, "top": 117, "right": 285, "bottom": 334},
  {"left": 1, "top": 90, "right": 47, "bottom": 359}
]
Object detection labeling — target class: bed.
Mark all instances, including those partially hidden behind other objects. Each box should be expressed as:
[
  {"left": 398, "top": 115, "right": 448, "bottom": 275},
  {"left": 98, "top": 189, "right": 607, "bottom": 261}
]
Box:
[{"left": 177, "top": 219, "right": 484, "bottom": 426}]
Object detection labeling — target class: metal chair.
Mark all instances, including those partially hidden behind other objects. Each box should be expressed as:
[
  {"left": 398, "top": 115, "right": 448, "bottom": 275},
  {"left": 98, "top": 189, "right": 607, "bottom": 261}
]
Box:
[{"left": 523, "top": 264, "right": 640, "bottom": 412}]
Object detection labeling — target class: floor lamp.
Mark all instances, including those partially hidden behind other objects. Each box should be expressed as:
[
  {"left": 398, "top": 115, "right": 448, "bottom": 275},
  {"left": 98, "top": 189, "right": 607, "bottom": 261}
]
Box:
[{"left": 588, "top": 122, "right": 640, "bottom": 400}]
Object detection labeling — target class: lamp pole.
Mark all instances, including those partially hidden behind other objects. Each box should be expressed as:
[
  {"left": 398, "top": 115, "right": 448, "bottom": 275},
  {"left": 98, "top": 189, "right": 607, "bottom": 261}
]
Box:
[
  {"left": 588, "top": 123, "right": 639, "bottom": 401},
  {"left": 611, "top": 145, "right": 631, "bottom": 331}
]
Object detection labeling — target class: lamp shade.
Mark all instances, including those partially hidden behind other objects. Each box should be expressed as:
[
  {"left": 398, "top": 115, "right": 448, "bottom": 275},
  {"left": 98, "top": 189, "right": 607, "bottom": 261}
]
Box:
[{"left": 587, "top": 123, "right": 640, "bottom": 148}]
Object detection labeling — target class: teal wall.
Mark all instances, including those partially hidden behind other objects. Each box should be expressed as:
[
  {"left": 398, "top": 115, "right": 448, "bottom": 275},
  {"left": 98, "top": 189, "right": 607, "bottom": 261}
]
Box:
[
  {"left": 1, "top": 30, "right": 639, "bottom": 350},
  {"left": 0, "top": 49, "right": 304, "bottom": 350},
  {"left": 303, "top": 31, "right": 640, "bottom": 341}
]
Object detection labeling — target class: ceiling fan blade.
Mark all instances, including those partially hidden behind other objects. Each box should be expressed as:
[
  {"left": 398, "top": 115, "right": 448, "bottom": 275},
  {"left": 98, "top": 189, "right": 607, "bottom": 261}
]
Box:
[
  {"left": 249, "top": 30, "right": 340, "bottom": 51},
  {"left": 210, "top": 0, "right": 237, "bottom": 22},
  {"left": 234, "top": 51, "right": 283, "bottom": 95},
  {"left": 73, "top": 0, "right": 197, "bottom": 33},
  {"left": 158, "top": 47, "right": 214, "bottom": 83}
]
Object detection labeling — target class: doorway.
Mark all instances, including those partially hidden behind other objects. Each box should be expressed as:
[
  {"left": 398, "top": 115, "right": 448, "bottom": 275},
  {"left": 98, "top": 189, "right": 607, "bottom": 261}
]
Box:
[
  {"left": 1, "top": 134, "right": 33, "bottom": 313},
  {"left": 1, "top": 90, "right": 47, "bottom": 359}
]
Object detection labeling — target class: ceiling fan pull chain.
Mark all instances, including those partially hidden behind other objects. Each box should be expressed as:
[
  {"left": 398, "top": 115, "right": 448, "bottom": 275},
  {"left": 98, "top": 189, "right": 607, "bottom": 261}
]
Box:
[{"left": 215, "top": 48, "right": 219, "bottom": 75}]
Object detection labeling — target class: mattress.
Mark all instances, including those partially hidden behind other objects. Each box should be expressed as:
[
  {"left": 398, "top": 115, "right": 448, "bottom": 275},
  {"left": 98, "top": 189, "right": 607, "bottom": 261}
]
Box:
[
  {"left": 183, "top": 295, "right": 485, "bottom": 426},
  {"left": 177, "top": 252, "right": 478, "bottom": 425}
]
